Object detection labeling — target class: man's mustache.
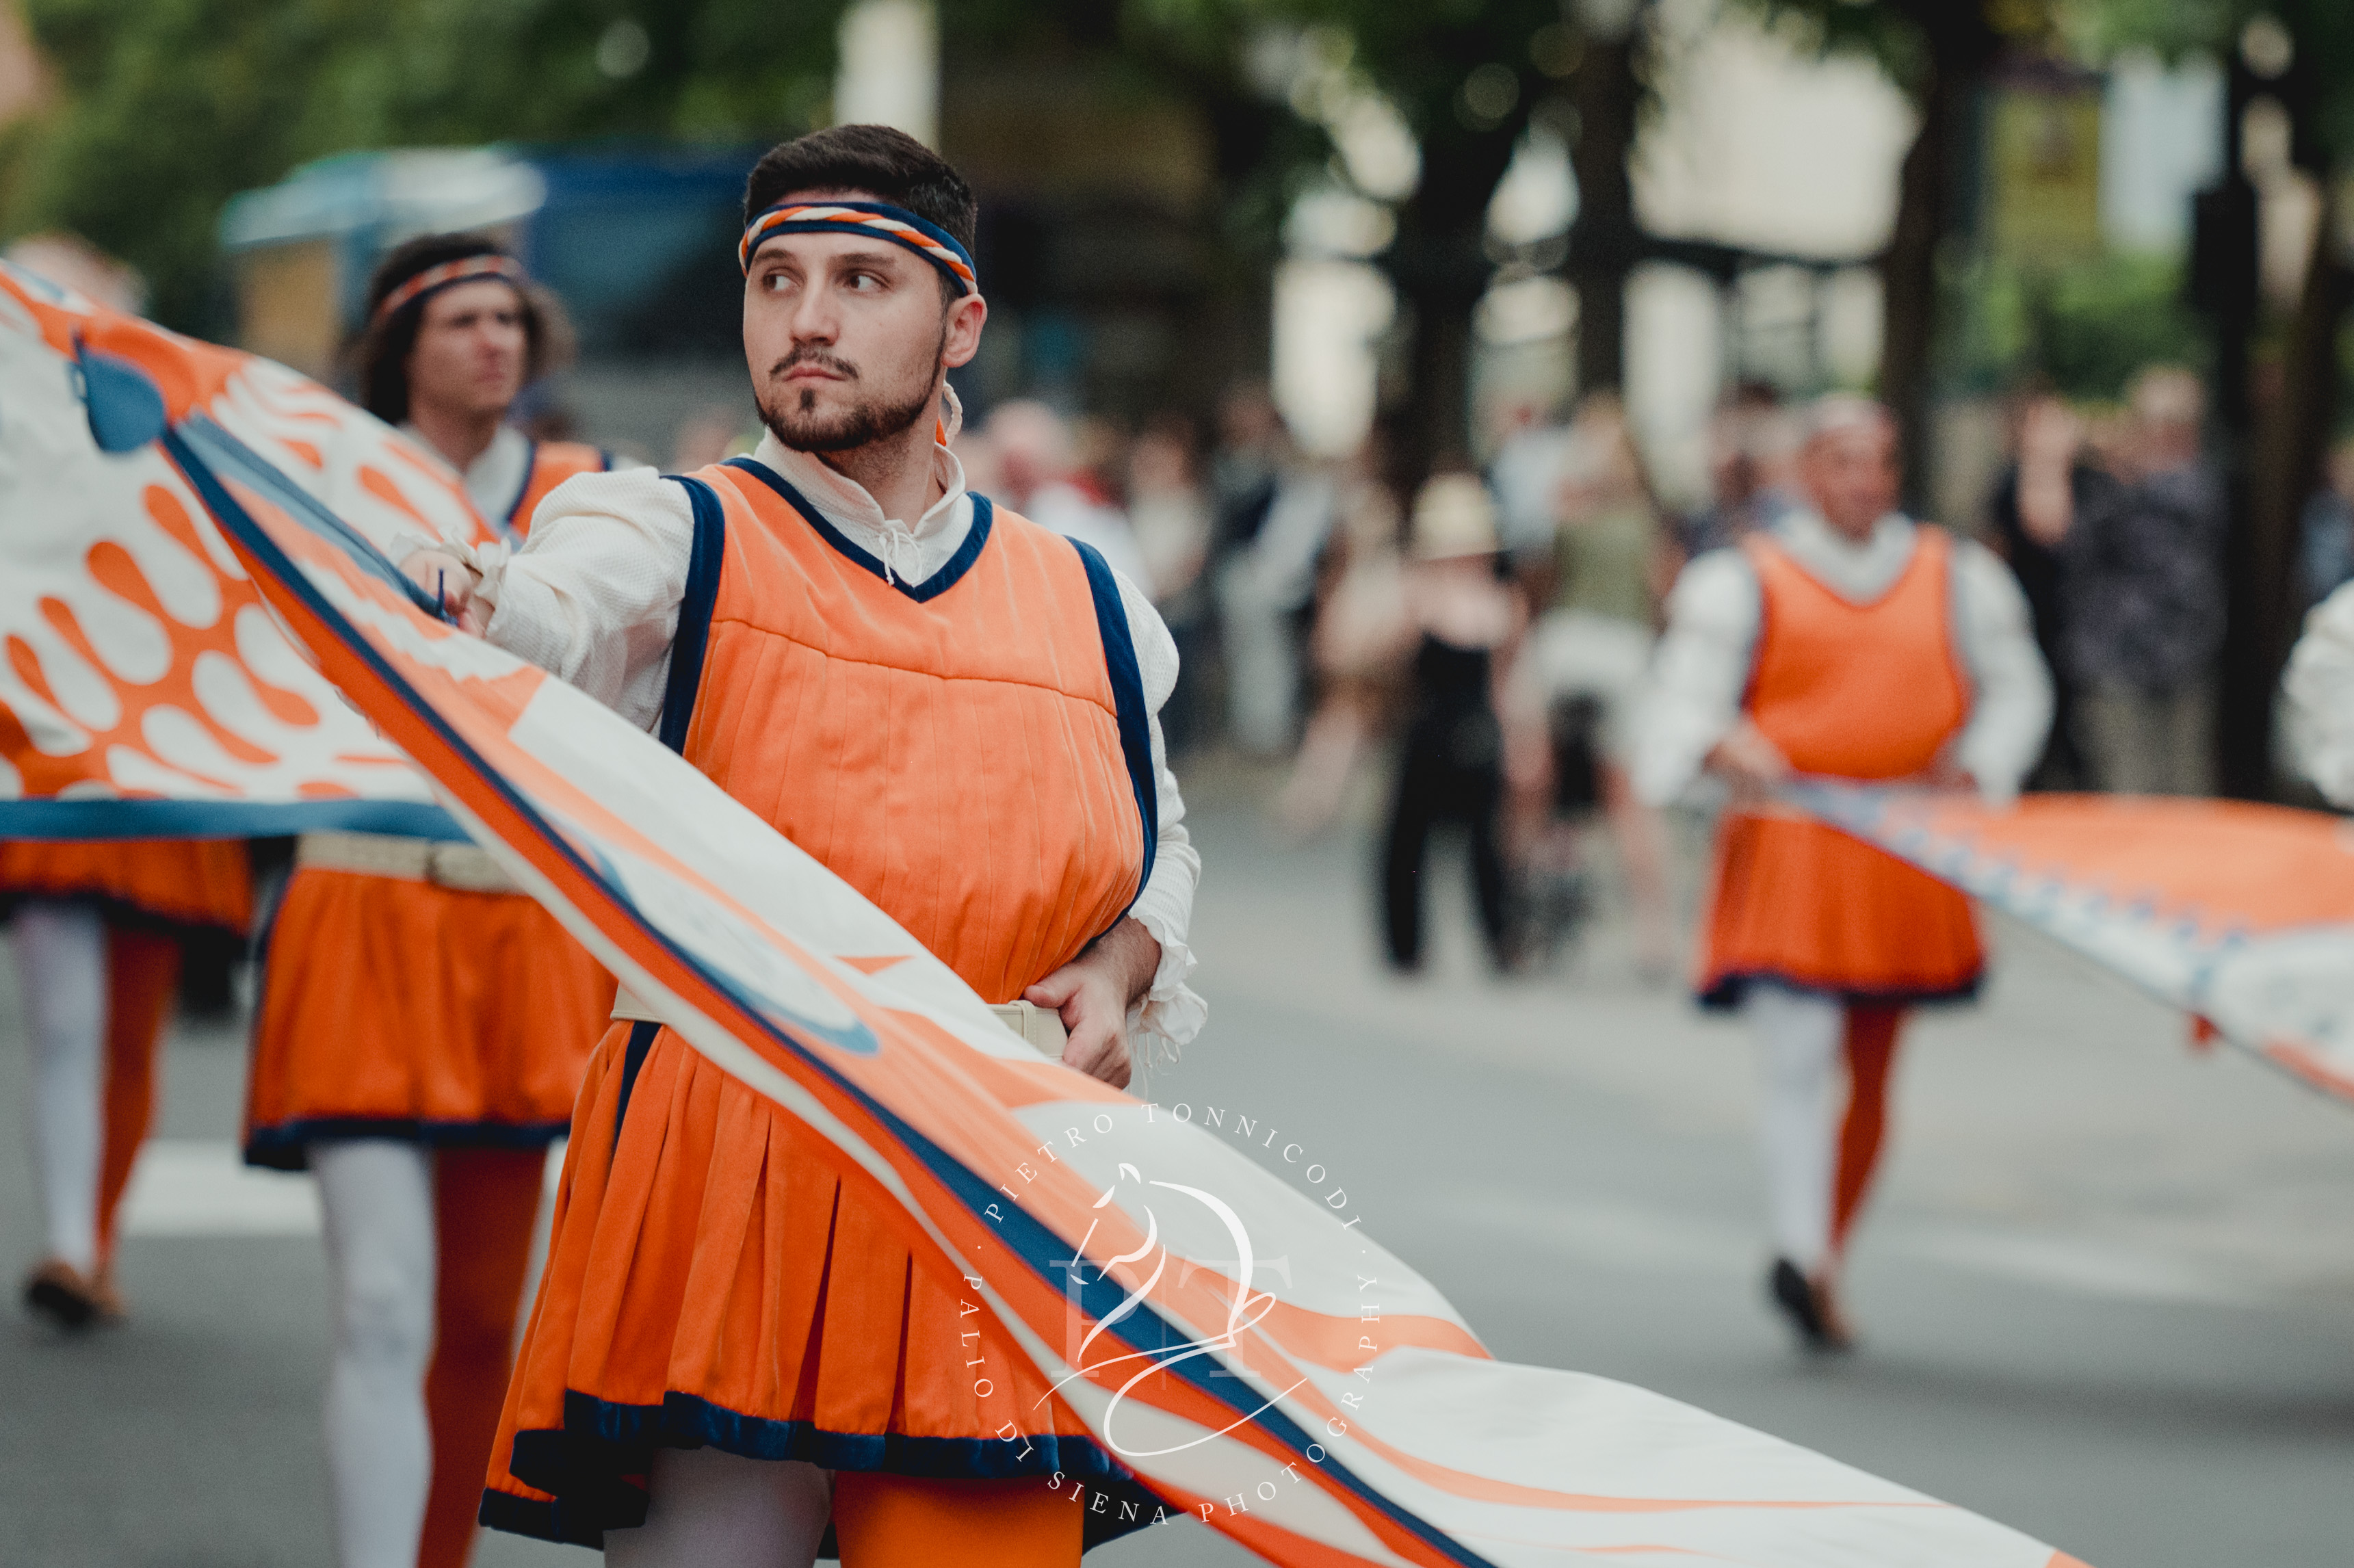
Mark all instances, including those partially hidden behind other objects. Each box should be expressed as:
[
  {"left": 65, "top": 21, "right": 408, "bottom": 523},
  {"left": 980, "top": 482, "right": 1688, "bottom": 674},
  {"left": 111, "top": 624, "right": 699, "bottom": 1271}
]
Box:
[{"left": 770, "top": 346, "right": 859, "bottom": 380}]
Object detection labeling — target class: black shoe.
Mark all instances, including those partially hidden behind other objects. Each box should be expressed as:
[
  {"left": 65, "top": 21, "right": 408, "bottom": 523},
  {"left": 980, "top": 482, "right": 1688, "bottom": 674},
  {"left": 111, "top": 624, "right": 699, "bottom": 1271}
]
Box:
[
  {"left": 23, "top": 1259, "right": 105, "bottom": 1331},
  {"left": 1768, "top": 1257, "right": 1836, "bottom": 1352}
]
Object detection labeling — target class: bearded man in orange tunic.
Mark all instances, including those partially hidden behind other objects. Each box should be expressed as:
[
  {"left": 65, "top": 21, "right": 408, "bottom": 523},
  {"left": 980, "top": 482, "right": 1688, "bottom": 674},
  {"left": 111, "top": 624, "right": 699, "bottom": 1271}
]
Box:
[
  {"left": 1636, "top": 397, "right": 2050, "bottom": 1351},
  {"left": 407, "top": 125, "right": 1203, "bottom": 1566}
]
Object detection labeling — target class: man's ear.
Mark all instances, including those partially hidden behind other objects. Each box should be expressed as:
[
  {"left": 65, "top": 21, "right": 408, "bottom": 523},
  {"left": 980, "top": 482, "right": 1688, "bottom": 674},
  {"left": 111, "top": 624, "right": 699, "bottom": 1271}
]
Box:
[{"left": 941, "top": 294, "right": 989, "bottom": 371}]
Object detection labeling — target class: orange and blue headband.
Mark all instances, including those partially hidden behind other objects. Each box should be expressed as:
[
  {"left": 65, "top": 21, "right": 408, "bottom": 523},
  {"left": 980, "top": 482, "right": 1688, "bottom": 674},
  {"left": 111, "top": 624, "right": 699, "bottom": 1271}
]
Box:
[
  {"left": 371, "top": 254, "right": 526, "bottom": 326},
  {"left": 737, "top": 200, "right": 978, "bottom": 298}
]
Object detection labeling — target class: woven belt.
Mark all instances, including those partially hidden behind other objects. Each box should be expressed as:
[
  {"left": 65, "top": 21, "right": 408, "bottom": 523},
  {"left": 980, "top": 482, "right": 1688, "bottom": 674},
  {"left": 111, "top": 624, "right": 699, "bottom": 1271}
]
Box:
[
  {"left": 610, "top": 984, "right": 1069, "bottom": 1053},
  {"left": 294, "top": 831, "right": 519, "bottom": 895},
  {"left": 990, "top": 999, "right": 1070, "bottom": 1054}
]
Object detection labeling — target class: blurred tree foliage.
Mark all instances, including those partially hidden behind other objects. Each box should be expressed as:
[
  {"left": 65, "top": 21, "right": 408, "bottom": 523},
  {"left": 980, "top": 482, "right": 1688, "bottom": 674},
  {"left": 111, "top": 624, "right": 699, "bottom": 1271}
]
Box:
[
  {"left": 8, "top": 0, "right": 1631, "bottom": 477},
  {"left": 954, "top": 0, "right": 1575, "bottom": 476},
  {"left": 1, "top": 0, "right": 847, "bottom": 328},
  {"left": 1943, "top": 252, "right": 2206, "bottom": 400},
  {"left": 9, "top": 0, "right": 1601, "bottom": 478},
  {"left": 2087, "top": 0, "right": 2354, "bottom": 157},
  {"left": 1737, "top": 0, "right": 2004, "bottom": 506}
]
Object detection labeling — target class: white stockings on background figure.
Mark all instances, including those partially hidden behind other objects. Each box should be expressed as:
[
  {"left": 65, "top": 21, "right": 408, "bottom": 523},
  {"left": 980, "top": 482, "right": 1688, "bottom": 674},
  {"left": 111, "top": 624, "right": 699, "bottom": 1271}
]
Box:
[
  {"left": 12, "top": 900, "right": 107, "bottom": 1275},
  {"left": 1747, "top": 982, "right": 1842, "bottom": 1275},
  {"left": 315, "top": 1138, "right": 436, "bottom": 1568},
  {"left": 603, "top": 1446, "right": 833, "bottom": 1568}
]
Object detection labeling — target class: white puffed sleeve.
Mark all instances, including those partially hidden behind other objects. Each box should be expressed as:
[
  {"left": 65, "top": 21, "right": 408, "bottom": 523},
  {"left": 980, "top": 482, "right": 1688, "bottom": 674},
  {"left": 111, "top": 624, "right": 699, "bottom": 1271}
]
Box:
[
  {"left": 1111, "top": 567, "right": 1207, "bottom": 1064},
  {"left": 1949, "top": 539, "right": 2054, "bottom": 805},
  {"left": 2284, "top": 581, "right": 2354, "bottom": 805},
  {"left": 475, "top": 469, "right": 696, "bottom": 731},
  {"left": 1631, "top": 551, "right": 1761, "bottom": 806}
]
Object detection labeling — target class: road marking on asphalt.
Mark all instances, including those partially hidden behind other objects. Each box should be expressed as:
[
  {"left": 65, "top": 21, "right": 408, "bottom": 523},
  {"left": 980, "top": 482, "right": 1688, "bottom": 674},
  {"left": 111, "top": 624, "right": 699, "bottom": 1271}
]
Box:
[{"left": 121, "top": 1139, "right": 319, "bottom": 1237}]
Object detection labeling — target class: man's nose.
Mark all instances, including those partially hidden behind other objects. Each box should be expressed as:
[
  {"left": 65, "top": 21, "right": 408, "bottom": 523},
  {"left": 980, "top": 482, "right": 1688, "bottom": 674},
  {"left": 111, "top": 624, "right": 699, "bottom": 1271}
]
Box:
[{"left": 785, "top": 289, "right": 839, "bottom": 342}]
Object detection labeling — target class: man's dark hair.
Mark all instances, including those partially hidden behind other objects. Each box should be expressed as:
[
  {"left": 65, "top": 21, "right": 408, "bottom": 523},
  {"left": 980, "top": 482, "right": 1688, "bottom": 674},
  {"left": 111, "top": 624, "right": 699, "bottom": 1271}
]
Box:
[
  {"left": 744, "top": 125, "right": 978, "bottom": 301},
  {"left": 349, "top": 233, "right": 573, "bottom": 424}
]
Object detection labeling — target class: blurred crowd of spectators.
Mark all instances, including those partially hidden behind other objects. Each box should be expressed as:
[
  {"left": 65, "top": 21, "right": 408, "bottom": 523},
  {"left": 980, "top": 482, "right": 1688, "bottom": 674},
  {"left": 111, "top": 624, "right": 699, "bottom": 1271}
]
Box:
[{"left": 753, "top": 357, "right": 2269, "bottom": 976}]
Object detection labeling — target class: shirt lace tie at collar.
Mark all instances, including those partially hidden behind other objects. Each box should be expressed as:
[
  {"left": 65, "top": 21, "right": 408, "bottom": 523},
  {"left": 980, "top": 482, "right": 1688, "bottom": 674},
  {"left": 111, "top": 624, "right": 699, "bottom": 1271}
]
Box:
[{"left": 874, "top": 525, "right": 924, "bottom": 587}]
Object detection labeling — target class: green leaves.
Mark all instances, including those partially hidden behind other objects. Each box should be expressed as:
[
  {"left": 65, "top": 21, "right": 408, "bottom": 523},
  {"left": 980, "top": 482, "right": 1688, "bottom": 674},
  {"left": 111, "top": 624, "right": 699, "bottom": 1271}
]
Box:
[{"left": 3, "top": 0, "right": 850, "bottom": 330}]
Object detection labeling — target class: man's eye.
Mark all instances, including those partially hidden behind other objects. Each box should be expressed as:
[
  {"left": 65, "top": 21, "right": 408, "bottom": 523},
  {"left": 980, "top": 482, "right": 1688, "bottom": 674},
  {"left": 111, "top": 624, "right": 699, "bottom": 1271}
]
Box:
[{"left": 846, "top": 272, "right": 880, "bottom": 291}]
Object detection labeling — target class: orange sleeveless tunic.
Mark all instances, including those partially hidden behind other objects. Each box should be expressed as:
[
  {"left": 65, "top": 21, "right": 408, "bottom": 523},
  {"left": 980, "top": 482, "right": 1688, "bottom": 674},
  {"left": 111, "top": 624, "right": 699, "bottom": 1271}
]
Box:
[
  {"left": 241, "top": 474, "right": 609, "bottom": 1168},
  {"left": 481, "top": 459, "right": 1153, "bottom": 1545},
  {"left": 1696, "top": 527, "right": 1983, "bottom": 1006},
  {"left": 241, "top": 848, "right": 612, "bottom": 1166},
  {"left": 499, "top": 439, "right": 608, "bottom": 538},
  {"left": 0, "top": 839, "right": 251, "bottom": 932}
]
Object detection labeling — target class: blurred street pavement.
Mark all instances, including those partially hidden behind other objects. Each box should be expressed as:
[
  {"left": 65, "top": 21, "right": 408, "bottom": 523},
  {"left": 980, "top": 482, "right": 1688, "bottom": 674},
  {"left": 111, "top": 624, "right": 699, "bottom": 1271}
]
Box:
[{"left": 3, "top": 789, "right": 2352, "bottom": 1566}]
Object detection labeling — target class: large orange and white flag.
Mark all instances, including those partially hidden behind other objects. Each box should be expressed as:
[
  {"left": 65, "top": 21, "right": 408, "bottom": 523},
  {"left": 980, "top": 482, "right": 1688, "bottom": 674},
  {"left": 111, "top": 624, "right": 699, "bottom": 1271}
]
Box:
[
  {"left": 0, "top": 258, "right": 485, "bottom": 838},
  {"left": 1792, "top": 783, "right": 2354, "bottom": 1106},
  {"left": 10, "top": 268, "right": 2089, "bottom": 1567}
]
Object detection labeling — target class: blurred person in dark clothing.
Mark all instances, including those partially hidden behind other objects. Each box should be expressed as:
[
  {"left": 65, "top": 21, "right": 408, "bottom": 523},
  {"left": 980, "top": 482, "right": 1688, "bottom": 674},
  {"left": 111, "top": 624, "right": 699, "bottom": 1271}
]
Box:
[
  {"left": 1212, "top": 389, "right": 1333, "bottom": 755},
  {"left": 1983, "top": 385, "right": 2123, "bottom": 790},
  {"left": 2065, "top": 367, "right": 2228, "bottom": 796},
  {"left": 1679, "top": 381, "right": 1797, "bottom": 558},
  {"left": 1127, "top": 414, "right": 1216, "bottom": 755},
  {"left": 1209, "top": 379, "right": 1286, "bottom": 534},
  {"left": 1382, "top": 475, "right": 1525, "bottom": 973},
  {"left": 2299, "top": 438, "right": 2354, "bottom": 611}
]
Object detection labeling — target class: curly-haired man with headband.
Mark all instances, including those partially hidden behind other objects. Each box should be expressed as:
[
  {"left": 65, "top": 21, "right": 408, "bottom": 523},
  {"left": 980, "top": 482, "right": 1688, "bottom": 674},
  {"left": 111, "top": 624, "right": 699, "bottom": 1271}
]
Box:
[{"left": 246, "top": 235, "right": 621, "bottom": 1568}]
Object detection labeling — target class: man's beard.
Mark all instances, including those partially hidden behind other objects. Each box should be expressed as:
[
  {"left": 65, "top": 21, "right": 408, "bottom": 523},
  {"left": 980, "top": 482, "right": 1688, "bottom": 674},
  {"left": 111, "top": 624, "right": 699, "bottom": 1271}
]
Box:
[{"left": 757, "top": 344, "right": 939, "bottom": 454}]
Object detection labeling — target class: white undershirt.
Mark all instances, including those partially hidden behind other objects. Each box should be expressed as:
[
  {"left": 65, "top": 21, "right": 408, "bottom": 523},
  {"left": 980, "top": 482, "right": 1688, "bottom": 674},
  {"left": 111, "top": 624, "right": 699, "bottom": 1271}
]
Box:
[
  {"left": 455, "top": 434, "right": 1205, "bottom": 1054},
  {"left": 400, "top": 422, "right": 533, "bottom": 526},
  {"left": 1633, "top": 510, "right": 2052, "bottom": 807}
]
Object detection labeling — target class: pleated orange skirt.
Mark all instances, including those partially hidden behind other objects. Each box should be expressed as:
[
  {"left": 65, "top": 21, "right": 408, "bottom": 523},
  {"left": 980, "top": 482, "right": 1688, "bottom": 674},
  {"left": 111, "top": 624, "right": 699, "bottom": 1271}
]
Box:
[
  {"left": 243, "top": 865, "right": 610, "bottom": 1168},
  {"left": 0, "top": 839, "right": 252, "bottom": 932},
  {"left": 1697, "top": 810, "right": 1982, "bottom": 1008},
  {"left": 479, "top": 1021, "right": 1132, "bottom": 1547}
]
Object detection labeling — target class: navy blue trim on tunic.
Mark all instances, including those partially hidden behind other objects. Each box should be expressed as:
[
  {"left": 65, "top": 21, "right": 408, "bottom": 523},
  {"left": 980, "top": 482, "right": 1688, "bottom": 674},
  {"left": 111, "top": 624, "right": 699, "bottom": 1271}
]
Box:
[
  {"left": 613, "top": 1020, "right": 662, "bottom": 1142},
  {"left": 242, "top": 1116, "right": 573, "bottom": 1171},
  {"left": 1698, "top": 968, "right": 1983, "bottom": 1012},
  {"left": 499, "top": 439, "right": 540, "bottom": 532},
  {"left": 1067, "top": 538, "right": 1158, "bottom": 917},
  {"left": 719, "top": 456, "right": 995, "bottom": 603},
  {"left": 607, "top": 480, "right": 718, "bottom": 1142},
  {"left": 486, "top": 1389, "right": 1160, "bottom": 1552},
  {"left": 658, "top": 476, "right": 728, "bottom": 755}
]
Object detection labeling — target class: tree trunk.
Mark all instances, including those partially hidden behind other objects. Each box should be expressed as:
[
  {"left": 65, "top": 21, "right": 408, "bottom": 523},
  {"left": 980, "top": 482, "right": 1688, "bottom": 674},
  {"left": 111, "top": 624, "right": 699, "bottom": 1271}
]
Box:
[
  {"left": 1387, "top": 226, "right": 1489, "bottom": 486},
  {"left": 2229, "top": 179, "right": 2351, "bottom": 796},
  {"left": 1388, "top": 135, "right": 1522, "bottom": 488},
  {"left": 1879, "top": 62, "right": 1959, "bottom": 517},
  {"left": 1566, "top": 31, "right": 1640, "bottom": 396}
]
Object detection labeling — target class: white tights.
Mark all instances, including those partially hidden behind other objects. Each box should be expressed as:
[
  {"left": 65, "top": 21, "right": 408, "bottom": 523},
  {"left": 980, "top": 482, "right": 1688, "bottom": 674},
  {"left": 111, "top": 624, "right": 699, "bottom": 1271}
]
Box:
[
  {"left": 314, "top": 1139, "right": 435, "bottom": 1568},
  {"left": 603, "top": 1448, "right": 833, "bottom": 1568},
  {"left": 1747, "top": 983, "right": 1843, "bottom": 1274},
  {"left": 12, "top": 901, "right": 107, "bottom": 1274}
]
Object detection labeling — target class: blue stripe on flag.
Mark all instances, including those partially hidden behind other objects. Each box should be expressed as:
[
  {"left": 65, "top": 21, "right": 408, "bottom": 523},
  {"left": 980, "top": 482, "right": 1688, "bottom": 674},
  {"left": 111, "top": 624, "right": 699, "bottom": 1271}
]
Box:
[{"left": 0, "top": 798, "right": 465, "bottom": 841}]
